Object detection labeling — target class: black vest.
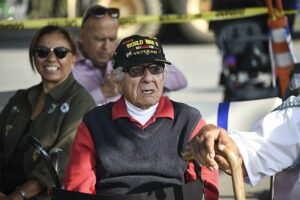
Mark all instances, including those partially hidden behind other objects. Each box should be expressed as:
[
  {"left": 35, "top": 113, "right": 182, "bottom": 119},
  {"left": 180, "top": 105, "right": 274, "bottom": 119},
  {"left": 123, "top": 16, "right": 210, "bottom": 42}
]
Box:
[{"left": 83, "top": 100, "right": 202, "bottom": 195}]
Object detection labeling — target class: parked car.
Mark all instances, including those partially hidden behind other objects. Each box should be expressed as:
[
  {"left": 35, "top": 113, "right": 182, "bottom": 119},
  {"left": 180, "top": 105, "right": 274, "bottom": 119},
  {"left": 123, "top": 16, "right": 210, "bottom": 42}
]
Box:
[
  {"left": 0, "top": 0, "right": 299, "bottom": 43},
  {"left": 0, "top": 0, "right": 214, "bottom": 43}
]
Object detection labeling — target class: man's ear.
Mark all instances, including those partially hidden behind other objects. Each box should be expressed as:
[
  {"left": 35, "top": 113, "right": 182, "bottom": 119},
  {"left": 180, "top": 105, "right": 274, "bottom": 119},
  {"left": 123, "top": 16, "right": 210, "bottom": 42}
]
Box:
[
  {"left": 110, "top": 70, "right": 122, "bottom": 93},
  {"left": 115, "top": 76, "right": 122, "bottom": 92},
  {"left": 114, "top": 81, "right": 122, "bottom": 94}
]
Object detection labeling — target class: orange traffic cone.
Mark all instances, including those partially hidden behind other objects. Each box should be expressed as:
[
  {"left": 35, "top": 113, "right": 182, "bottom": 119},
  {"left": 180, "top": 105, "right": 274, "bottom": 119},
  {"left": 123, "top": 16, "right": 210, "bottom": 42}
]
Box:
[{"left": 267, "top": 0, "right": 297, "bottom": 97}]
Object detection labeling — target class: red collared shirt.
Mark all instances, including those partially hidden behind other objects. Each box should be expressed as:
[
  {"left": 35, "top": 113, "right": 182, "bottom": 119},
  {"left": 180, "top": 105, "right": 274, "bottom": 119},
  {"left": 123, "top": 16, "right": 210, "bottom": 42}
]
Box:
[{"left": 63, "top": 96, "right": 219, "bottom": 200}]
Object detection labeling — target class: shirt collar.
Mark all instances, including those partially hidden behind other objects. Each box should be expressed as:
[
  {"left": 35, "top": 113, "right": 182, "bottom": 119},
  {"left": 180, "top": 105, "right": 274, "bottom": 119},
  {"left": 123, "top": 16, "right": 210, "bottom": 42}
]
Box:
[
  {"left": 49, "top": 74, "right": 76, "bottom": 101},
  {"left": 112, "top": 96, "right": 174, "bottom": 122},
  {"left": 29, "top": 73, "right": 76, "bottom": 103}
]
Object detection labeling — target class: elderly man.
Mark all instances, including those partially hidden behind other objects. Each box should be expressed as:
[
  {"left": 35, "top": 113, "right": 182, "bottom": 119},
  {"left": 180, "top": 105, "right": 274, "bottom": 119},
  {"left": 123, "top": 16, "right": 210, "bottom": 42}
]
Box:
[
  {"left": 64, "top": 35, "right": 219, "bottom": 199},
  {"left": 186, "top": 94, "right": 300, "bottom": 199},
  {"left": 73, "top": 5, "right": 188, "bottom": 105}
]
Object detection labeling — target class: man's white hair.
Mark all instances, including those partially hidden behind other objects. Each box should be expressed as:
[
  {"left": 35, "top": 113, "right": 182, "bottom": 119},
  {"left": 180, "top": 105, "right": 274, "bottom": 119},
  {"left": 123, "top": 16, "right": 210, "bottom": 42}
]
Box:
[{"left": 113, "top": 66, "right": 125, "bottom": 81}]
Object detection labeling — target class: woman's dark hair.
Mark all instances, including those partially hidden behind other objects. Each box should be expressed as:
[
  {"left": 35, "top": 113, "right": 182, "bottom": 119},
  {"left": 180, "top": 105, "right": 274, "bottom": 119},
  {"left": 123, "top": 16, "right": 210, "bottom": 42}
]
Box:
[{"left": 29, "top": 25, "right": 77, "bottom": 72}]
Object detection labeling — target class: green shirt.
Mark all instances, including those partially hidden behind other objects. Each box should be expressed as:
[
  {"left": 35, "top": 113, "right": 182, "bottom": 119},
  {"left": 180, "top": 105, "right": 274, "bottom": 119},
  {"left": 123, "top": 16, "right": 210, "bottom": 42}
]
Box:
[{"left": 0, "top": 74, "right": 96, "bottom": 199}]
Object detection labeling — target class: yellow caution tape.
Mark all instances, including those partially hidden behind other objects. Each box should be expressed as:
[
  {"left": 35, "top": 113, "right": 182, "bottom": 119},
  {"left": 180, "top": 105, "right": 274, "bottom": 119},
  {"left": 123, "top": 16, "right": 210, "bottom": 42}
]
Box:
[
  {"left": 0, "top": 7, "right": 298, "bottom": 30},
  {"left": 119, "top": 7, "right": 270, "bottom": 25},
  {"left": 0, "top": 18, "right": 82, "bottom": 30}
]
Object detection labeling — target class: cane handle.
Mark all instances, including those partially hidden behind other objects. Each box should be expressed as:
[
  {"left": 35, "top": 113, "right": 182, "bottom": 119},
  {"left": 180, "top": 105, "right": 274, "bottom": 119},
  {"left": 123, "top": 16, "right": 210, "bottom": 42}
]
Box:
[{"left": 181, "top": 146, "right": 246, "bottom": 200}]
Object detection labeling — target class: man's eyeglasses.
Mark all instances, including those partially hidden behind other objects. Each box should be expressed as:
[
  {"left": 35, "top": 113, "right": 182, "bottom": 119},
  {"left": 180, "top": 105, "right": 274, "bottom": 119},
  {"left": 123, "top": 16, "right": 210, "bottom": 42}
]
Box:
[
  {"left": 82, "top": 6, "right": 120, "bottom": 25},
  {"left": 34, "top": 46, "right": 71, "bottom": 59},
  {"left": 123, "top": 63, "right": 165, "bottom": 77}
]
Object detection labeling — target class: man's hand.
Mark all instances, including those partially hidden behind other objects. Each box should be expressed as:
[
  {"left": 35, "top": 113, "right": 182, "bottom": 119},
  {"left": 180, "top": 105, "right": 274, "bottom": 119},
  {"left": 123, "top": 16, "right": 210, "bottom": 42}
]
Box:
[
  {"left": 183, "top": 124, "right": 222, "bottom": 171},
  {"left": 181, "top": 124, "right": 245, "bottom": 175},
  {"left": 100, "top": 72, "right": 120, "bottom": 98}
]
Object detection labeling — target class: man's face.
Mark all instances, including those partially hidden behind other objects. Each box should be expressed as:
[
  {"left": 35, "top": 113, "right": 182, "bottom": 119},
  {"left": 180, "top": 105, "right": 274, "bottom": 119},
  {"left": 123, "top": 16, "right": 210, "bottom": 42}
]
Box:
[
  {"left": 80, "top": 15, "right": 119, "bottom": 69},
  {"left": 118, "top": 63, "right": 166, "bottom": 109}
]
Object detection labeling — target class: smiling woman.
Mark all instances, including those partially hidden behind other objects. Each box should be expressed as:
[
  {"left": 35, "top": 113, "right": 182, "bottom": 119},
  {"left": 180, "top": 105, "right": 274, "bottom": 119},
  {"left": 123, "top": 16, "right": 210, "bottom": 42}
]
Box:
[
  {"left": 31, "top": 33, "right": 75, "bottom": 90},
  {"left": 0, "top": 25, "right": 96, "bottom": 200}
]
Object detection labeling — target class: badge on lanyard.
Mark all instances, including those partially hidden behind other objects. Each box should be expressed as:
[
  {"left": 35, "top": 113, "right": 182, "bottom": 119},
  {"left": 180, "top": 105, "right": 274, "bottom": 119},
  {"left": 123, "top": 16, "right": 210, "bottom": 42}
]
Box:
[{"left": 60, "top": 102, "right": 69, "bottom": 113}]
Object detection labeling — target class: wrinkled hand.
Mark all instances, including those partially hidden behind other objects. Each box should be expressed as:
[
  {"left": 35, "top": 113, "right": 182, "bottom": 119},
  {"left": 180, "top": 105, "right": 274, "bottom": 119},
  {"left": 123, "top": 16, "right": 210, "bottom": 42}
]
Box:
[
  {"left": 181, "top": 124, "right": 243, "bottom": 175},
  {"left": 100, "top": 72, "right": 120, "bottom": 98}
]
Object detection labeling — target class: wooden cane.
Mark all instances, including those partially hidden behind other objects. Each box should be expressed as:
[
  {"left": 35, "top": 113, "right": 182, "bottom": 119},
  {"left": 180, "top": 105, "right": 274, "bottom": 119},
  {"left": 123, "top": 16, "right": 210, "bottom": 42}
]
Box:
[{"left": 181, "top": 146, "right": 246, "bottom": 200}]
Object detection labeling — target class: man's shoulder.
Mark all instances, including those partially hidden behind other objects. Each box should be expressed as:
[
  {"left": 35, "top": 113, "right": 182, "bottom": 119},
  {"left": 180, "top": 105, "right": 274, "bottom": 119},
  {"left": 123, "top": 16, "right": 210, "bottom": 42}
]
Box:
[
  {"left": 170, "top": 99, "right": 201, "bottom": 116},
  {"left": 83, "top": 102, "right": 114, "bottom": 122},
  {"left": 74, "top": 58, "right": 93, "bottom": 70},
  {"left": 273, "top": 95, "right": 300, "bottom": 111},
  {"left": 86, "top": 102, "right": 113, "bottom": 115},
  {"left": 72, "top": 60, "right": 99, "bottom": 82},
  {"left": 171, "top": 99, "right": 197, "bottom": 110}
]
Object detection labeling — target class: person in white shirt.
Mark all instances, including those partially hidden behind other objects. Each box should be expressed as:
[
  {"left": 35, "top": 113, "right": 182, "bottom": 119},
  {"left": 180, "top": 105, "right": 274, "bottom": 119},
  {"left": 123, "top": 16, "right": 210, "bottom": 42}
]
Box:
[{"left": 185, "top": 94, "right": 300, "bottom": 199}]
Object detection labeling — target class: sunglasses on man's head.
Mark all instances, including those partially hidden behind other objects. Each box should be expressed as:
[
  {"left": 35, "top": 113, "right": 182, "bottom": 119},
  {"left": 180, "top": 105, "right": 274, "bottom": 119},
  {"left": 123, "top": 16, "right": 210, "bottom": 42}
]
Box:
[
  {"left": 82, "top": 6, "right": 120, "bottom": 24},
  {"left": 34, "top": 46, "right": 71, "bottom": 59},
  {"left": 123, "top": 63, "right": 165, "bottom": 78}
]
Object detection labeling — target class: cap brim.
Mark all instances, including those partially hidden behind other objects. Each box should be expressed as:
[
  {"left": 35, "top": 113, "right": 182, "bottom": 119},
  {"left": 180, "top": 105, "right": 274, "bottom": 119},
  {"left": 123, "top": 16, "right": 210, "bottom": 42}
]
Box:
[
  {"left": 154, "top": 59, "right": 171, "bottom": 65},
  {"left": 118, "top": 58, "right": 172, "bottom": 68}
]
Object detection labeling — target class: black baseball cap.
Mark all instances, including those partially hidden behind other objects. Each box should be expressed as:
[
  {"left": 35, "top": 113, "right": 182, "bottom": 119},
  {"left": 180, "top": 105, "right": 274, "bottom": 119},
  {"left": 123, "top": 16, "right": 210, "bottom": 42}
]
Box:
[{"left": 112, "top": 35, "right": 171, "bottom": 69}]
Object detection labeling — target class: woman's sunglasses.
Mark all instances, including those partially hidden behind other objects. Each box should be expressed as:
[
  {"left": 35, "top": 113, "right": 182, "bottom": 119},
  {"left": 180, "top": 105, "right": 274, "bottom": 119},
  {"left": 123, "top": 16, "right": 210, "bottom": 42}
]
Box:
[
  {"left": 34, "top": 46, "right": 71, "bottom": 59},
  {"left": 123, "top": 63, "right": 165, "bottom": 78},
  {"left": 82, "top": 6, "right": 120, "bottom": 25}
]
